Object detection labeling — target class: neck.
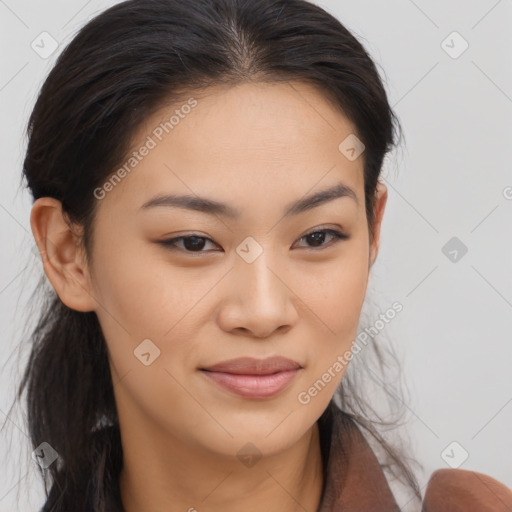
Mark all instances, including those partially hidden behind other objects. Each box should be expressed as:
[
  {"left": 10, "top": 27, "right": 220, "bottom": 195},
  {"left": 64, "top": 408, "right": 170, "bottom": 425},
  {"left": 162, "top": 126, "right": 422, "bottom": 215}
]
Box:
[{"left": 119, "top": 421, "right": 324, "bottom": 512}]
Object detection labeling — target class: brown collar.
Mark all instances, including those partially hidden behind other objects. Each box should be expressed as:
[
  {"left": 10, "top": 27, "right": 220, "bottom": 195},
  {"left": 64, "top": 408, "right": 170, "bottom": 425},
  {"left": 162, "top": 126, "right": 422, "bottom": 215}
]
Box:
[{"left": 316, "top": 401, "right": 401, "bottom": 511}]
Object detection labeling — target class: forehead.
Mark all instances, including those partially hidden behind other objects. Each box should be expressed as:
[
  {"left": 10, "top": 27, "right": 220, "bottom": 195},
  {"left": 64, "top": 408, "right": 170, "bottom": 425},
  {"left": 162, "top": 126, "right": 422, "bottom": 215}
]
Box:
[
  {"left": 145, "top": 80, "right": 359, "bottom": 156},
  {"left": 97, "top": 81, "right": 365, "bottom": 218}
]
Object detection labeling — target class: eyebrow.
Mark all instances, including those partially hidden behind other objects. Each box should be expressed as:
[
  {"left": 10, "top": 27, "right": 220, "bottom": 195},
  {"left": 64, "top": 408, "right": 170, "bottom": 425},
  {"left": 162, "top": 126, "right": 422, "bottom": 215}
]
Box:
[{"left": 139, "top": 182, "right": 358, "bottom": 219}]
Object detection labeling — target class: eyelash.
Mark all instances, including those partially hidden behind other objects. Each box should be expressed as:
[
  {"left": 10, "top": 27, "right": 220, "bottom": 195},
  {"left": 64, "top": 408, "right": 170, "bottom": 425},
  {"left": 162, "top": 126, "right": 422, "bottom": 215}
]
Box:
[{"left": 158, "top": 228, "right": 349, "bottom": 255}]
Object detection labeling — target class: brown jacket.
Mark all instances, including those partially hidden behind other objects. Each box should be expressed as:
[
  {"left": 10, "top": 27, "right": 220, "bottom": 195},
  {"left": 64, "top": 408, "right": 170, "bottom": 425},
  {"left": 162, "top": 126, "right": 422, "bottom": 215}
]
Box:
[{"left": 317, "top": 401, "right": 512, "bottom": 511}]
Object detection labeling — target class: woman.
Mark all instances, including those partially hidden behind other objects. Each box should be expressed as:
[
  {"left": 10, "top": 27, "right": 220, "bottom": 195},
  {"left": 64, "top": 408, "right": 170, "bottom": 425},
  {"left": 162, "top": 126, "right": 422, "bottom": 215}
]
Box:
[{"left": 14, "top": 0, "right": 512, "bottom": 510}]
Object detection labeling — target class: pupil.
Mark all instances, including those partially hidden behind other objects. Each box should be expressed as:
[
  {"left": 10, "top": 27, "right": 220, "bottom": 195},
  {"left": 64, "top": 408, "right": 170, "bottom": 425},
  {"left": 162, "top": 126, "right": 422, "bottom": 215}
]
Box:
[
  {"left": 184, "top": 236, "right": 206, "bottom": 251},
  {"left": 308, "top": 232, "right": 325, "bottom": 247}
]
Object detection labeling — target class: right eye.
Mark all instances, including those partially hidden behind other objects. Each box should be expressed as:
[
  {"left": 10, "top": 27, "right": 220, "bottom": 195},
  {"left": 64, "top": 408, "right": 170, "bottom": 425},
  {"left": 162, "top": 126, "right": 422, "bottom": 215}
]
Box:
[{"left": 158, "top": 235, "right": 221, "bottom": 254}]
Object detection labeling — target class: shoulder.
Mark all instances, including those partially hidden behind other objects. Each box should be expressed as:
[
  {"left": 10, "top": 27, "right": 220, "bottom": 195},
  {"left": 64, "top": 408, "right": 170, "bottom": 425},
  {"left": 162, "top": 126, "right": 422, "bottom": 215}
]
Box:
[{"left": 422, "top": 468, "right": 512, "bottom": 512}]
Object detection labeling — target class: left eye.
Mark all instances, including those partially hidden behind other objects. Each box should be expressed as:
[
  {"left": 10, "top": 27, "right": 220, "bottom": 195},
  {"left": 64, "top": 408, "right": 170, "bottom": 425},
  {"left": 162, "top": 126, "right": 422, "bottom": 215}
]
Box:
[
  {"left": 294, "top": 229, "right": 349, "bottom": 249},
  {"left": 158, "top": 228, "right": 348, "bottom": 254}
]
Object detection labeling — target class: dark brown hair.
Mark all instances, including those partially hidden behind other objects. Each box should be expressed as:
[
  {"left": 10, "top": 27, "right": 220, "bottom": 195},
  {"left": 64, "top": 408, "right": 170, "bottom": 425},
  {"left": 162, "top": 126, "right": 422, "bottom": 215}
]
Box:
[{"left": 8, "top": 0, "right": 422, "bottom": 509}]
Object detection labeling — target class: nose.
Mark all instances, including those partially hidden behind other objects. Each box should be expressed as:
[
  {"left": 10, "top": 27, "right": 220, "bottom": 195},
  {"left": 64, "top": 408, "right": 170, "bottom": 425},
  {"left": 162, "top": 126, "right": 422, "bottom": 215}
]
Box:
[{"left": 215, "top": 249, "right": 299, "bottom": 339}]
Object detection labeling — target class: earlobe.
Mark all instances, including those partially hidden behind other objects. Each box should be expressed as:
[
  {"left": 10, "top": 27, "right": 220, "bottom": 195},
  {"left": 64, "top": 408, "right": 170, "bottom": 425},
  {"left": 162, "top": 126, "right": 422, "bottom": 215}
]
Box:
[
  {"left": 369, "top": 180, "right": 388, "bottom": 268},
  {"left": 30, "top": 197, "right": 97, "bottom": 312}
]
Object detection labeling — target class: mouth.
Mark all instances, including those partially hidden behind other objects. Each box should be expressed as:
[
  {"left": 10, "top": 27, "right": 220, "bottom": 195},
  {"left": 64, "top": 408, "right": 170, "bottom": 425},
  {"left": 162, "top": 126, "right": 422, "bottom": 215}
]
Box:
[{"left": 199, "top": 356, "right": 303, "bottom": 399}]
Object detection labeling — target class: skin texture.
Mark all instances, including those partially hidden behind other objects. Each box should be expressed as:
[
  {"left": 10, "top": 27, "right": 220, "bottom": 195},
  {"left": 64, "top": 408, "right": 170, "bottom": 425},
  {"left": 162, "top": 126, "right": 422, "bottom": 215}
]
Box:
[{"left": 30, "top": 81, "right": 387, "bottom": 512}]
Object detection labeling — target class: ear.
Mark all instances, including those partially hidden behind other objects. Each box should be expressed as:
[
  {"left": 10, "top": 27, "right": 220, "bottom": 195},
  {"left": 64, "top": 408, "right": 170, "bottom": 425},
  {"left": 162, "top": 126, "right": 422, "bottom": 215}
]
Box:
[
  {"left": 30, "top": 197, "right": 97, "bottom": 312},
  {"left": 368, "top": 180, "right": 388, "bottom": 269}
]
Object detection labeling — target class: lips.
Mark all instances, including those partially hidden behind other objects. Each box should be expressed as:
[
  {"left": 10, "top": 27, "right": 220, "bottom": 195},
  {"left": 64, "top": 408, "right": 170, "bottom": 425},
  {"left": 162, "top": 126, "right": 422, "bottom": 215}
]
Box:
[
  {"left": 200, "top": 356, "right": 302, "bottom": 399},
  {"left": 201, "top": 356, "right": 301, "bottom": 375}
]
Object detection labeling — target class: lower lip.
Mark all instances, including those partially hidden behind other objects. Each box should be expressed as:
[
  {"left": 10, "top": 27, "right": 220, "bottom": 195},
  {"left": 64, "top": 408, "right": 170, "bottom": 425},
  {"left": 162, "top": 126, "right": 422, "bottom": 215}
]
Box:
[{"left": 200, "top": 369, "right": 301, "bottom": 399}]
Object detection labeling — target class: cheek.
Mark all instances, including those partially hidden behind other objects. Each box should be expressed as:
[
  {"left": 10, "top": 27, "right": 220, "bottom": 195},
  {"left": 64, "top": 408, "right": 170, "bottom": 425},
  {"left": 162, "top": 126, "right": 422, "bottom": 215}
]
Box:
[
  {"left": 88, "top": 238, "right": 173, "bottom": 360},
  {"left": 293, "top": 241, "right": 369, "bottom": 341},
  {"left": 91, "top": 236, "right": 189, "bottom": 332},
  {"left": 89, "top": 243, "right": 203, "bottom": 427},
  {"left": 90, "top": 237, "right": 220, "bottom": 386},
  {"left": 296, "top": 240, "right": 369, "bottom": 392}
]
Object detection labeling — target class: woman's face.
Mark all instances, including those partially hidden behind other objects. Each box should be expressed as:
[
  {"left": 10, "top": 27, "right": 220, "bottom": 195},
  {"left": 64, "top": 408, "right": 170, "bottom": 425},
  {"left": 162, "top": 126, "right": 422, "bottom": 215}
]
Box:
[{"left": 81, "top": 81, "right": 386, "bottom": 458}]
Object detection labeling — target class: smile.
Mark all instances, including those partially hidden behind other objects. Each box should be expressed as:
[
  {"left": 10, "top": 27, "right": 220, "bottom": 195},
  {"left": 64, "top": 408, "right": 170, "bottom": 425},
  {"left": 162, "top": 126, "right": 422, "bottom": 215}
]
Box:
[{"left": 200, "top": 368, "right": 302, "bottom": 399}]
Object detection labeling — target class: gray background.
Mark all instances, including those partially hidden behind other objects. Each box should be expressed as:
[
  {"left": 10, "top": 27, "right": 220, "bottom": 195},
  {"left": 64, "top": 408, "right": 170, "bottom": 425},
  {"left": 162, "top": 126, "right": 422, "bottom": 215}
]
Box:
[{"left": 1, "top": 0, "right": 511, "bottom": 510}]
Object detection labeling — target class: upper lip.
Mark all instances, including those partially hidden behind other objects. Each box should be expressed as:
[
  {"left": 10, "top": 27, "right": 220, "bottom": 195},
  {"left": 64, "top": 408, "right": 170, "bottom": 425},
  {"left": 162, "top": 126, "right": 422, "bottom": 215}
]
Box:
[{"left": 200, "top": 356, "right": 302, "bottom": 375}]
